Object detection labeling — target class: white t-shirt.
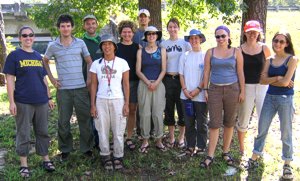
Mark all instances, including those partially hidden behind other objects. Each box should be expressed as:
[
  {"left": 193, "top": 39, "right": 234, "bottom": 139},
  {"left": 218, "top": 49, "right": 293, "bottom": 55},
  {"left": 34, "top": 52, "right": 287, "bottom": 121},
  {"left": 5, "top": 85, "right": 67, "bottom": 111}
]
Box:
[
  {"left": 90, "top": 57, "right": 130, "bottom": 99},
  {"left": 160, "top": 39, "right": 191, "bottom": 73},
  {"left": 178, "top": 50, "right": 206, "bottom": 102}
]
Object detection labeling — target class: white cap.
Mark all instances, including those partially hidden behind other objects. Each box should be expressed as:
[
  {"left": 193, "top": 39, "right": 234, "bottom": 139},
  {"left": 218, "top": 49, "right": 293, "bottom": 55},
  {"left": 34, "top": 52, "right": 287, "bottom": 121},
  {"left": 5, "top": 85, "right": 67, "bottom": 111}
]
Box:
[{"left": 138, "top": 9, "right": 150, "bottom": 17}]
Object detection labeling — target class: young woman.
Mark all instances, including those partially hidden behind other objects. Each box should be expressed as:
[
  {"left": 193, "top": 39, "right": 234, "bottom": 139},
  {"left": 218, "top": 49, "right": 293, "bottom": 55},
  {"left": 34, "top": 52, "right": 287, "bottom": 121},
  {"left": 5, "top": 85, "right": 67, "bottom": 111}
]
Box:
[
  {"left": 160, "top": 18, "right": 191, "bottom": 148},
  {"left": 3, "top": 26, "right": 55, "bottom": 178},
  {"left": 247, "top": 31, "right": 297, "bottom": 180},
  {"left": 237, "top": 20, "right": 271, "bottom": 155},
  {"left": 116, "top": 20, "right": 139, "bottom": 151},
  {"left": 201, "top": 25, "right": 245, "bottom": 168},
  {"left": 178, "top": 29, "right": 208, "bottom": 156},
  {"left": 90, "top": 34, "right": 130, "bottom": 170},
  {"left": 136, "top": 26, "right": 167, "bottom": 153}
]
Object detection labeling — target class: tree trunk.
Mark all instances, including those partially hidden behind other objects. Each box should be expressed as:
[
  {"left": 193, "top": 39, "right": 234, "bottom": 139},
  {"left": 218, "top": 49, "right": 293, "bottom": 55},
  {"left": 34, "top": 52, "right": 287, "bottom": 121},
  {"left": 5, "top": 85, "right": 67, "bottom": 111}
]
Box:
[
  {"left": 0, "top": 10, "right": 7, "bottom": 86},
  {"left": 241, "top": 0, "right": 268, "bottom": 44},
  {"left": 139, "top": 0, "right": 162, "bottom": 30}
]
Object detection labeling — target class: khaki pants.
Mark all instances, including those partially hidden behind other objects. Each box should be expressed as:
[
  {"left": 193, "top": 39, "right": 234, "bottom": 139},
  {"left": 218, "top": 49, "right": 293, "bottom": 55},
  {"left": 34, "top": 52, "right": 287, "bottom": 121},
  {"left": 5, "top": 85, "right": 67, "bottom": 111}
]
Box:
[
  {"left": 138, "top": 81, "right": 166, "bottom": 139},
  {"left": 95, "top": 98, "right": 127, "bottom": 158}
]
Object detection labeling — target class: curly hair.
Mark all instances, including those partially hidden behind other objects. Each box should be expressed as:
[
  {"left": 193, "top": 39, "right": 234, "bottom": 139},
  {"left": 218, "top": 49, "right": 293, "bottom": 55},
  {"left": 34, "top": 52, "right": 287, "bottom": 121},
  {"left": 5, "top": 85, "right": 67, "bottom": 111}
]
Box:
[{"left": 117, "top": 20, "right": 137, "bottom": 35}]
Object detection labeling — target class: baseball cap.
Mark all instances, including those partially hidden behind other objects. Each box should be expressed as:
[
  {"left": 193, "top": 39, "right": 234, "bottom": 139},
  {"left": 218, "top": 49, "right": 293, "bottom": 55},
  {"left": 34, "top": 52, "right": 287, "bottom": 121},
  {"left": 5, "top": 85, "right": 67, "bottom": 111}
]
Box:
[
  {"left": 138, "top": 9, "right": 150, "bottom": 17},
  {"left": 244, "top": 20, "right": 262, "bottom": 32},
  {"left": 83, "top": 15, "right": 97, "bottom": 22}
]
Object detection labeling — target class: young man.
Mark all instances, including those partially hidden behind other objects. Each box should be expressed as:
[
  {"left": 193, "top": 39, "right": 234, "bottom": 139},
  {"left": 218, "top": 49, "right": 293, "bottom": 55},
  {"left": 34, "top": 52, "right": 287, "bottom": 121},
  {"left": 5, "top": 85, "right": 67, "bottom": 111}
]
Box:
[
  {"left": 82, "top": 14, "right": 101, "bottom": 149},
  {"left": 133, "top": 9, "right": 151, "bottom": 48},
  {"left": 43, "top": 14, "right": 94, "bottom": 161}
]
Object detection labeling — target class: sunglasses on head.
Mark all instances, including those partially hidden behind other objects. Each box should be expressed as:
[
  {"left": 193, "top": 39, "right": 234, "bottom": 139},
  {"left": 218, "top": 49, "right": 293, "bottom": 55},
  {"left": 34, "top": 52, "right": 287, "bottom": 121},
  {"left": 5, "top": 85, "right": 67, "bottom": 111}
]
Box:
[
  {"left": 215, "top": 34, "right": 226, "bottom": 39},
  {"left": 21, "top": 33, "right": 34, "bottom": 38},
  {"left": 147, "top": 32, "right": 157, "bottom": 36},
  {"left": 273, "top": 39, "right": 286, "bottom": 44}
]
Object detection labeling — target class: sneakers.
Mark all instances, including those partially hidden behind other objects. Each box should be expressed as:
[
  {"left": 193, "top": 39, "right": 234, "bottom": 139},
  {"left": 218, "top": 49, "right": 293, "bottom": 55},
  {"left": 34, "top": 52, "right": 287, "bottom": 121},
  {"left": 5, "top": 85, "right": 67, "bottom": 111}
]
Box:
[
  {"left": 60, "top": 152, "right": 69, "bottom": 162},
  {"left": 282, "top": 164, "right": 293, "bottom": 180}
]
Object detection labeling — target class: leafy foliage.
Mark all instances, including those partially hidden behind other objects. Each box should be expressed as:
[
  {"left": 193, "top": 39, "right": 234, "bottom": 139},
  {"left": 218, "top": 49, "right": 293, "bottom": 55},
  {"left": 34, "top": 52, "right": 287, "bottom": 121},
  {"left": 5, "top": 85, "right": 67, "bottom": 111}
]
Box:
[{"left": 28, "top": 0, "right": 241, "bottom": 36}]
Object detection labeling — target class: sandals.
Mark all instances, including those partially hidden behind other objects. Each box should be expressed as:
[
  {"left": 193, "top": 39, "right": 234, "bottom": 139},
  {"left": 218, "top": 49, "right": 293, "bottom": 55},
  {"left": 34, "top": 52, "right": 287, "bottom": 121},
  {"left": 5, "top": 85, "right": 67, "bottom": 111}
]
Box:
[
  {"left": 185, "top": 147, "right": 196, "bottom": 157},
  {"left": 282, "top": 164, "right": 293, "bottom": 180},
  {"left": 125, "top": 139, "right": 136, "bottom": 151},
  {"left": 139, "top": 144, "right": 149, "bottom": 154},
  {"left": 113, "top": 157, "right": 124, "bottom": 170},
  {"left": 245, "top": 158, "right": 259, "bottom": 169},
  {"left": 222, "top": 152, "right": 234, "bottom": 166},
  {"left": 200, "top": 156, "right": 214, "bottom": 168},
  {"left": 19, "top": 167, "right": 30, "bottom": 178},
  {"left": 156, "top": 144, "right": 168, "bottom": 152},
  {"left": 177, "top": 142, "right": 186, "bottom": 149},
  {"left": 102, "top": 156, "right": 113, "bottom": 170},
  {"left": 42, "top": 161, "right": 55, "bottom": 172},
  {"left": 165, "top": 140, "right": 176, "bottom": 148}
]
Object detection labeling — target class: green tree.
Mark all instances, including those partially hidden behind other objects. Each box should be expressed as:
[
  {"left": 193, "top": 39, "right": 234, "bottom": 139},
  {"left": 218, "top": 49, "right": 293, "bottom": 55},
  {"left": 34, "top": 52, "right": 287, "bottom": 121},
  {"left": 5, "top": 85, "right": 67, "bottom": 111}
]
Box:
[
  {"left": 0, "top": 10, "right": 7, "bottom": 86},
  {"left": 28, "top": 0, "right": 240, "bottom": 37}
]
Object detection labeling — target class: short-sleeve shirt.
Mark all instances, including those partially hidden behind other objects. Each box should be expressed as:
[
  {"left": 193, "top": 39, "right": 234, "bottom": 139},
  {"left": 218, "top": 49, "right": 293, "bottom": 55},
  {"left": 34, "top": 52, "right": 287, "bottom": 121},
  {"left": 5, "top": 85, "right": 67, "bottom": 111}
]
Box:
[
  {"left": 178, "top": 50, "right": 206, "bottom": 102},
  {"left": 3, "top": 48, "right": 48, "bottom": 104},
  {"left": 90, "top": 56, "right": 130, "bottom": 99},
  {"left": 160, "top": 39, "right": 191, "bottom": 73},
  {"left": 44, "top": 37, "right": 90, "bottom": 89}
]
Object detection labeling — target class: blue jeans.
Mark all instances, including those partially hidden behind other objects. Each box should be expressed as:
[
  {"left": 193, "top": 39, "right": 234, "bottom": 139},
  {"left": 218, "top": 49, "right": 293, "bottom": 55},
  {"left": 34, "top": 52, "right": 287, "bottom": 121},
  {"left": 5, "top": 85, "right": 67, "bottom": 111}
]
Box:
[{"left": 253, "top": 94, "right": 294, "bottom": 161}]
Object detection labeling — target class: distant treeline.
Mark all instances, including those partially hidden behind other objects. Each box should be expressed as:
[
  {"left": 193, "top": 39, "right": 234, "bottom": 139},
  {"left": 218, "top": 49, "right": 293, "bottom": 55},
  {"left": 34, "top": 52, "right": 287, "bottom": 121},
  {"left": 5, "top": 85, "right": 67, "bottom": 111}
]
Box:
[{"left": 267, "top": 5, "right": 300, "bottom": 11}]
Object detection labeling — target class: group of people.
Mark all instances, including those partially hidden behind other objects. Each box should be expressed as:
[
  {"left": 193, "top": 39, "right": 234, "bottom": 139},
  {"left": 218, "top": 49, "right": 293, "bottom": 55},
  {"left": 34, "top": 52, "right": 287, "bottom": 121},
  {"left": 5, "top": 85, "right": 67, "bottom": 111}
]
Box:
[{"left": 3, "top": 8, "right": 297, "bottom": 179}]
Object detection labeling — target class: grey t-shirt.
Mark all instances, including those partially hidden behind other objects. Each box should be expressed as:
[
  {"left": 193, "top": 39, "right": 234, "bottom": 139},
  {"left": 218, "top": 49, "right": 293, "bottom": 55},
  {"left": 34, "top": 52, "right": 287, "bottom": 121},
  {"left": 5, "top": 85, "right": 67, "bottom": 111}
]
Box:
[{"left": 44, "top": 37, "right": 90, "bottom": 89}]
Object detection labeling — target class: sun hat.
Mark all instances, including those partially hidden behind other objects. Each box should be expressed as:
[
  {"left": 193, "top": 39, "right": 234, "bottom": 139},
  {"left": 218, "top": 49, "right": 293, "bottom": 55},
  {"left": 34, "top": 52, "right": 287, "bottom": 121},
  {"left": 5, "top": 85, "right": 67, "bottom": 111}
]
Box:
[
  {"left": 142, "top": 26, "right": 162, "bottom": 42},
  {"left": 83, "top": 15, "right": 97, "bottom": 22},
  {"left": 99, "top": 34, "right": 118, "bottom": 51},
  {"left": 244, "top": 20, "right": 262, "bottom": 32},
  {"left": 215, "top": 25, "right": 230, "bottom": 36},
  {"left": 184, "top": 29, "right": 206, "bottom": 43},
  {"left": 138, "top": 9, "right": 150, "bottom": 17}
]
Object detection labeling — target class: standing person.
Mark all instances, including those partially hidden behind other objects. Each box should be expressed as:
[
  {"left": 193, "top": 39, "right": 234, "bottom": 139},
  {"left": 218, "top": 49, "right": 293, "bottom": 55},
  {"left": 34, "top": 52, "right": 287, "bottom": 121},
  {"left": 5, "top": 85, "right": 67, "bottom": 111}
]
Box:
[
  {"left": 136, "top": 26, "right": 167, "bottom": 153},
  {"left": 236, "top": 20, "right": 271, "bottom": 155},
  {"left": 133, "top": 9, "right": 151, "bottom": 48},
  {"left": 43, "top": 14, "right": 94, "bottom": 161},
  {"left": 246, "top": 31, "right": 297, "bottom": 180},
  {"left": 178, "top": 29, "right": 208, "bottom": 156},
  {"left": 116, "top": 20, "right": 139, "bottom": 151},
  {"left": 3, "top": 26, "right": 55, "bottom": 178},
  {"left": 90, "top": 34, "right": 130, "bottom": 170},
  {"left": 82, "top": 14, "right": 101, "bottom": 150},
  {"left": 200, "top": 25, "right": 245, "bottom": 168},
  {"left": 160, "top": 18, "right": 191, "bottom": 148}
]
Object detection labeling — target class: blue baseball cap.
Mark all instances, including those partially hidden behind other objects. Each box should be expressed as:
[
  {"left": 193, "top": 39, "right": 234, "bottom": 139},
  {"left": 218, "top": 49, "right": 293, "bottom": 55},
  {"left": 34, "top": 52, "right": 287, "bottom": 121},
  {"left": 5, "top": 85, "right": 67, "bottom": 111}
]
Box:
[{"left": 184, "top": 29, "right": 206, "bottom": 43}]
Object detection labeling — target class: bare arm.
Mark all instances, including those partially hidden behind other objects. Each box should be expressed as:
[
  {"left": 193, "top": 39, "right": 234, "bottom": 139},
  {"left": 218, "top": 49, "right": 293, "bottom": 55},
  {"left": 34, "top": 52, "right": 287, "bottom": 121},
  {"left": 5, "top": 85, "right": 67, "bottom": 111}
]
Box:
[
  {"left": 270, "top": 56, "right": 298, "bottom": 87},
  {"left": 90, "top": 72, "right": 98, "bottom": 118},
  {"left": 122, "top": 70, "right": 130, "bottom": 116},
  {"left": 260, "top": 58, "right": 281, "bottom": 85},
  {"left": 262, "top": 44, "right": 272, "bottom": 59},
  {"left": 136, "top": 49, "right": 151, "bottom": 86},
  {"left": 43, "top": 57, "right": 60, "bottom": 88},
  {"left": 6, "top": 74, "right": 16, "bottom": 116},
  {"left": 236, "top": 48, "right": 245, "bottom": 102},
  {"left": 43, "top": 77, "right": 55, "bottom": 110},
  {"left": 179, "top": 74, "right": 193, "bottom": 99},
  {"left": 203, "top": 49, "right": 212, "bottom": 102},
  {"left": 154, "top": 48, "right": 167, "bottom": 84},
  {"left": 84, "top": 56, "right": 93, "bottom": 90}
]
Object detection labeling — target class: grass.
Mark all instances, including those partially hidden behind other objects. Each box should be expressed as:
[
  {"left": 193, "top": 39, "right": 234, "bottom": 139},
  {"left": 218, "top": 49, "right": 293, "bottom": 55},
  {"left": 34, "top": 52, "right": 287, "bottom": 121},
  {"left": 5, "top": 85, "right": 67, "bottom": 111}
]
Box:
[{"left": 1, "top": 10, "right": 300, "bottom": 180}]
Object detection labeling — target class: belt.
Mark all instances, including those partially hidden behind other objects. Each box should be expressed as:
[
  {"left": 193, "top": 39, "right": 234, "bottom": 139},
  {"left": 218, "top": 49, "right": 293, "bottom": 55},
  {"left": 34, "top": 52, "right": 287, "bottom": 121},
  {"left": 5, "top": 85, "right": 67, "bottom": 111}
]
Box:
[{"left": 165, "top": 74, "right": 179, "bottom": 79}]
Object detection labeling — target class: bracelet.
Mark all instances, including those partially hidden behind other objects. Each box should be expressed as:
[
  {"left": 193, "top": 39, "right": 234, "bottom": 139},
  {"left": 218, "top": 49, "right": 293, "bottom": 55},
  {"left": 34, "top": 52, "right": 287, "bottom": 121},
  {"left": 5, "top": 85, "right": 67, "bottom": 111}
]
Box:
[
  {"left": 182, "top": 88, "right": 187, "bottom": 91},
  {"left": 197, "top": 86, "right": 201, "bottom": 91},
  {"left": 48, "top": 97, "right": 53, "bottom": 100},
  {"left": 202, "top": 88, "right": 208, "bottom": 90}
]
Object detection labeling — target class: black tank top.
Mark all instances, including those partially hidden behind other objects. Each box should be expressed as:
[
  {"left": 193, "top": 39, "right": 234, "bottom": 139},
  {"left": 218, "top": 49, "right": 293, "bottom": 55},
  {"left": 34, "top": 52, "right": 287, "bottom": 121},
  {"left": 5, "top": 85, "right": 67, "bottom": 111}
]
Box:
[{"left": 242, "top": 46, "right": 265, "bottom": 84}]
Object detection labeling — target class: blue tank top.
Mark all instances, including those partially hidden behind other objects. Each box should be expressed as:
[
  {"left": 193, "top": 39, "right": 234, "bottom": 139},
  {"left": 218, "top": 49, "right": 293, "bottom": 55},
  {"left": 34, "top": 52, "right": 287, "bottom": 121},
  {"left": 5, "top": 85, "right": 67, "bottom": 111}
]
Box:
[
  {"left": 141, "top": 47, "right": 162, "bottom": 80},
  {"left": 267, "top": 56, "right": 295, "bottom": 95},
  {"left": 210, "top": 48, "right": 238, "bottom": 84}
]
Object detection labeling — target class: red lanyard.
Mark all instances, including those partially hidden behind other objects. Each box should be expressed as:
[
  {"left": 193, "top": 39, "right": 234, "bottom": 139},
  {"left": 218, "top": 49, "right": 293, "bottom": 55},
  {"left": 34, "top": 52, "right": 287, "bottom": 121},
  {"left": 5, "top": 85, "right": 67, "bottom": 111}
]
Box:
[{"left": 103, "top": 58, "right": 115, "bottom": 87}]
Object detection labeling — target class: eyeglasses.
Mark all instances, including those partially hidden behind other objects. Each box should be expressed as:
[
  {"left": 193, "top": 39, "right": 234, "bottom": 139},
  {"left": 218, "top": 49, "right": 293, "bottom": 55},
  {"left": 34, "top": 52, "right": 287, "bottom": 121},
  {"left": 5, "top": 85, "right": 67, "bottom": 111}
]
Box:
[
  {"left": 21, "top": 33, "right": 34, "bottom": 38},
  {"left": 147, "top": 32, "right": 157, "bottom": 36},
  {"left": 273, "top": 39, "right": 286, "bottom": 44},
  {"left": 215, "top": 34, "right": 226, "bottom": 39}
]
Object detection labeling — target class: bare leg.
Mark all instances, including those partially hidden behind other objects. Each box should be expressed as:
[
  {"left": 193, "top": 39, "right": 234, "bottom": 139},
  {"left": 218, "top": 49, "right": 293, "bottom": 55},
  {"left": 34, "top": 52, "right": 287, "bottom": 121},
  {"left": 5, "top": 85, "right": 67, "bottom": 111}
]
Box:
[
  {"left": 238, "top": 130, "right": 246, "bottom": 154},
  {"left": 168, "top": 125, "right": 175, "bottom": 143},
  {"left": 127, "top": 103, "right": 137, "bottom": 139},
  {"left": 223, "top": 126, "right": 234, "bottom": 153},
  {"left": 207, "top": 128, "right": 219, "bottom": 157},
  {"left": 20, "top": 156, "right": 28, "bottom": 167},
  {"left": 178, "top": 125, "right": 185, "bottom": 144}
]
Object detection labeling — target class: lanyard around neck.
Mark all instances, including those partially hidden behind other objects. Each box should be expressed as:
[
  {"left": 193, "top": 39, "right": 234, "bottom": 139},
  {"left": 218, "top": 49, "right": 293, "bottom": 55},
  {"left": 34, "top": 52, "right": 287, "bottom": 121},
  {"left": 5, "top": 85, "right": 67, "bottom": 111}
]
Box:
[{"left": 103, "top": 58, "right": 115, "bottom": 87}]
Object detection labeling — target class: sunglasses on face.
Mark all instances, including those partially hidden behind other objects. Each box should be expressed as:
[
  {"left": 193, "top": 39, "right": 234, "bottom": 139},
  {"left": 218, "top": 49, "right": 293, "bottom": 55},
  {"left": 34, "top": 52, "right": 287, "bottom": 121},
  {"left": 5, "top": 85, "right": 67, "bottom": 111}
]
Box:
[
  {"left": 215, "top": 34, "right": 226, "bottom": 39},
  {"left": 147, "top": 32, "right": 157, "bottom": 36},
  {"left": 273, "top": 39, "right": 286, "bottom": 44},
  {"left": 21, "top": 33, "right": 34, "bottom": 38}
]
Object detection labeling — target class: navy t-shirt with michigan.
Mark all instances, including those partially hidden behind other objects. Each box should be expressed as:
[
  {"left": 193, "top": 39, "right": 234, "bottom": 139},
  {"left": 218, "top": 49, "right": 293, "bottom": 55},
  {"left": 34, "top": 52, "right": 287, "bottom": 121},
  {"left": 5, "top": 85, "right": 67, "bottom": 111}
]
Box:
[{"left": 3, "top": 48, "right": 48, "bottom": 104}]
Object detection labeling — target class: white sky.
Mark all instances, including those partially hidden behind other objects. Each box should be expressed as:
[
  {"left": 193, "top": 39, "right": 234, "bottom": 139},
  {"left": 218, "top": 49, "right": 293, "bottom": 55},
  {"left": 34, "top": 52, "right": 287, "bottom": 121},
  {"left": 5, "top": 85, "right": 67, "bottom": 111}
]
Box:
[{"left": 1, "top": 0, "right": 48, "bottom": 3}]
